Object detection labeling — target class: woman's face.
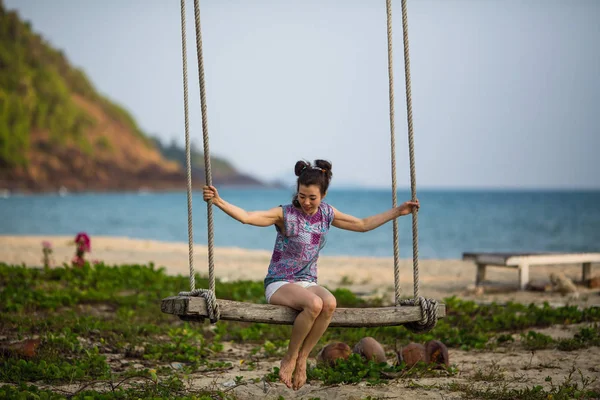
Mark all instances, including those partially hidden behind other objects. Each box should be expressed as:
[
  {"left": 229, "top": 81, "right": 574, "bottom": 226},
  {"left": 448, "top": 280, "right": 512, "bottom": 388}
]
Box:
[{"left": 297, "top": 184, "right": 323, "bottom": 215}]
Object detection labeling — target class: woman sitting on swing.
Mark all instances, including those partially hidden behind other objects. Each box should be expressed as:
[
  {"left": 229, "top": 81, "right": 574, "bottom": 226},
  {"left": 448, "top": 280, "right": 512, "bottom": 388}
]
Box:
[{"left": 203, "top": 159, "right": 419, "bottom": 390}]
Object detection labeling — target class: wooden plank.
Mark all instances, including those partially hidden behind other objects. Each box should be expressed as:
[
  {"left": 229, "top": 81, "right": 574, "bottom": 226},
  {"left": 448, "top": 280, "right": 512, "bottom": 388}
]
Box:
[
  {"left": 161, "top": 296, "right": 446, "bottom": 328},
  {"left": 505, "top": 253, "right": 600, "bottom": 266},
  {"left": 462, "top": 253, "right": 520, "bottom": 266},
  {"left": 463, "top": 252, "right": 544, "bottom": 265},
  {"left": 463, "top": 252, "right": 600, "bottom": 267}
]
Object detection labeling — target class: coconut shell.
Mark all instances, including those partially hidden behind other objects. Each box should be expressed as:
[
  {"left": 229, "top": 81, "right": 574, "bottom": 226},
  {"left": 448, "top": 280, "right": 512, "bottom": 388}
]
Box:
[
  {"left": 0, "top": 338, "right": 41, "bottom": 359},
  {"left": 425, "top": 340, "right": 449, "bottom": 367},
  {"left": 398, "top": 342, "right": 426, "bottom": 367},
  {"left": 352, "top": 337, "right": 387, "bottom": 364},
  {"left": 316, "top": 342, "right": 352, "bottom": 367}
]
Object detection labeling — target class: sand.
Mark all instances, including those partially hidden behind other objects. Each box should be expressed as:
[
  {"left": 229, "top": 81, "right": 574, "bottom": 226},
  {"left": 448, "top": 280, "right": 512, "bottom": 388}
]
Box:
[
  {"left": 1, "top": 235, "right": 599, "bottom": 307},
  {"left": 2, "top": 235, "right": 600, "bottom": 399}
]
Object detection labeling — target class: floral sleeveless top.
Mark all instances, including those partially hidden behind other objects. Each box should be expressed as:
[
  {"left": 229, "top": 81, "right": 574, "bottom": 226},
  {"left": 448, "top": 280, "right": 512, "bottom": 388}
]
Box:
[{"left": 264, "top": 202, "right": 335, "bottom": 288}]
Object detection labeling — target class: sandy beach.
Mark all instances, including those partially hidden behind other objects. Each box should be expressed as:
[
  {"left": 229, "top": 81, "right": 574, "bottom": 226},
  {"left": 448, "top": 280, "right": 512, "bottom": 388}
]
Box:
[
  {"left": 2, "top": 235, "right": 598, "bottom": 308},
  {"left": 2, "top": 234, "right": 600, "bottom": 399}
]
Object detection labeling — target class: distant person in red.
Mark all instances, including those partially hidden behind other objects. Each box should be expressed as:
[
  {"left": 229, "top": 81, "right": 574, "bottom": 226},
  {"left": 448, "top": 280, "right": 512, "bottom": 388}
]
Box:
[{"left": 73, "top": 232, "right": 91, "bottom": 267}]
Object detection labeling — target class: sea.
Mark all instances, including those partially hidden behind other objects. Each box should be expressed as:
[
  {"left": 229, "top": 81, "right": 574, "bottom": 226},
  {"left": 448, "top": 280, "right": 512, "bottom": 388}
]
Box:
[{"left": 1, "top": 188, "right": 599, "bottom": 259}]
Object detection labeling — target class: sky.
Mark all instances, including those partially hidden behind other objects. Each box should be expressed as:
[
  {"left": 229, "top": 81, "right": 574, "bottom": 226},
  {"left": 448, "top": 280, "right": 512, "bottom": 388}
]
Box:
[{"left": 6, "top": 0, "right": 600, "bottom": 189}]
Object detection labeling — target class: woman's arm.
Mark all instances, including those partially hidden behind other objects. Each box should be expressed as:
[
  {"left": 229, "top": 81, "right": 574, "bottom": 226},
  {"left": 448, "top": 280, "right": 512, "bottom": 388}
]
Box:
[
  {"left": 203, "top": 185, "right": 283, "bottom": 227},
  {"left": 331, "top": 200, "right": 419, "bottom": 232}
]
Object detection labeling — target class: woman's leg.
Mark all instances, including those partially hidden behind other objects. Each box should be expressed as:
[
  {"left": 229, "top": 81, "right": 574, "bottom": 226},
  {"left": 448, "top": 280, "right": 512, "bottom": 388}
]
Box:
[
  {"left": 268, "top": 284, "right": 324, "bottom": 388},
  {"left": 292, "top": 285, "right": 337, "bottom": 389}
]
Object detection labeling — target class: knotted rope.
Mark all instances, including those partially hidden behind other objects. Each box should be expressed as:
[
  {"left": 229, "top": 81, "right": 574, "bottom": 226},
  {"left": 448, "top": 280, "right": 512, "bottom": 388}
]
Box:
[
  {"left": 387, "top": 0, "right": 438, "bottom": 332},
  {"left": 178, "top": 287, "right": 220, "bottom": 323},
  {"left": 177, "top": 0, "right": 219, "bottom": 323},
  {"left": 399, "top": 297, "right": 439, "bottom": 332}
]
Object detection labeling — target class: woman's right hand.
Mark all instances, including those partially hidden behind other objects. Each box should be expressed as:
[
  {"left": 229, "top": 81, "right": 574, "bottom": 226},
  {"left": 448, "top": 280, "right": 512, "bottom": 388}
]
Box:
[{"left": 203, "top": 185, "right": 221, "bottom": 204}]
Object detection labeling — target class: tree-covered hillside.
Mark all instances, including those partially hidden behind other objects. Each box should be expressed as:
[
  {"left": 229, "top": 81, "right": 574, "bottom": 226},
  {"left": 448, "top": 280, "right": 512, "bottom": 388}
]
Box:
[
  {"left": 0, "top": 3, "right": 150, "bottom": 168},
  {"left": 0, "top": 2, "right": 267, "bottom": 192}
]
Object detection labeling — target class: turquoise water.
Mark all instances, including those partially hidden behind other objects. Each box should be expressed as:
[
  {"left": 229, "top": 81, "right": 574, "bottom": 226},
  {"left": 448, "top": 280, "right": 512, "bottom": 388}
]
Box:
[{"left": 1, "top": 188, "right": 599, "bottom": 259}]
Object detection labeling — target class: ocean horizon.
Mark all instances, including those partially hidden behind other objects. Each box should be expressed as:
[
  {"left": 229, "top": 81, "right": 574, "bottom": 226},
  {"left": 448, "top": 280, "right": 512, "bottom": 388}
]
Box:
[{"left": 1, "top": 187, "right": 599, "bottom": 259}]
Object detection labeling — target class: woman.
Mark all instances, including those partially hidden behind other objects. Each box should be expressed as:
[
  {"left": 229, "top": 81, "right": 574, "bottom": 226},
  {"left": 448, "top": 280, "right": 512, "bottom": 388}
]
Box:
[{"left": 203, "top": 159, "right": 419, "bottom": 390}]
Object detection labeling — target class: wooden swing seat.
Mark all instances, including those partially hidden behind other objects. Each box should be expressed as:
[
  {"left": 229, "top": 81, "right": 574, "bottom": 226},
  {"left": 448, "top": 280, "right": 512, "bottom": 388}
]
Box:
[{"left": 161, "top": 296, "right": 446, "bottom": 327}]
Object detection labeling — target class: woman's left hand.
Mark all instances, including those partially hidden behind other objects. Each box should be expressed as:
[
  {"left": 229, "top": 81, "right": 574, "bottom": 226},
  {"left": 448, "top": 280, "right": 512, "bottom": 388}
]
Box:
[{"left": 397, "top": 199, "right": 420, "bottom": 216}]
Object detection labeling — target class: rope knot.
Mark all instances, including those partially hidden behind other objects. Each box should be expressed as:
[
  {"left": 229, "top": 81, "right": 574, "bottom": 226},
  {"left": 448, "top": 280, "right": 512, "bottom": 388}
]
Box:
[
  {"left": 179, "top": 289, "right": 221, "bottom": 323},
  {"left": 399, "top": 296, "right": 438, "bottom": 333}
]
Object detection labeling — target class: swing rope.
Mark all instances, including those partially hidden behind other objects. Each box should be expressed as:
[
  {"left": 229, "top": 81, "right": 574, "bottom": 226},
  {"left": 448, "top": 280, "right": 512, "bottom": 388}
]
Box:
[
  {"left": 386, "top": 0, "right": 401, "bottom": 307},
  {"left": 391, "top": 0, "right": 438, "bottom": 332},
  {"left": 177, "top": 0, "right": 438, "bottom": 332},
  {"left": 177, "top": 0, "right": 219, "bottom": 324}
]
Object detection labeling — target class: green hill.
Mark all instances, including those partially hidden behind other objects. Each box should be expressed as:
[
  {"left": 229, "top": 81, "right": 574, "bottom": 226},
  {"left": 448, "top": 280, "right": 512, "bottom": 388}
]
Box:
[{"left": 0, "top": 2, "right": 264, "bottom": 192}]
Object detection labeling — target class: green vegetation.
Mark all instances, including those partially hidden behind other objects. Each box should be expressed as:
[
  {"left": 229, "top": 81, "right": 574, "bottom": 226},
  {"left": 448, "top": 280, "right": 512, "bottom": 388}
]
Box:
[
  {"left": 0, "top": 3, "right": 248, "bottom": 185},
  {"left": 0, "top": 3, "right": 150, "bottom": 168},
  {"left": 446, "top": 367, "right": 599, "bottom": 400},
  {"left": 520, "top": 328, "right": 600, "bottom": 351},
  {"left": 265, "top": 353, "right": 458, "bottom": 386},
  {"left": 1, "top": 262, "right": 599, "bottom": 398}
]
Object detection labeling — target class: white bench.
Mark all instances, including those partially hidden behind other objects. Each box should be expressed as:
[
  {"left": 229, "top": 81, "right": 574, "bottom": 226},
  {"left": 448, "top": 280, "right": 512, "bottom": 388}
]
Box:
[{"left": 462, "top": 252, "right": 600, "bottom": 290}]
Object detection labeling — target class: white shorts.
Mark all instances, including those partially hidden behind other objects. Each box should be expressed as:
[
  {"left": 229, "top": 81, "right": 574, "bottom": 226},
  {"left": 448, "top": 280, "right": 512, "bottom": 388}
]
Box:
[{"left": 265, "top": 281, "right": 318, "bottom": 304}]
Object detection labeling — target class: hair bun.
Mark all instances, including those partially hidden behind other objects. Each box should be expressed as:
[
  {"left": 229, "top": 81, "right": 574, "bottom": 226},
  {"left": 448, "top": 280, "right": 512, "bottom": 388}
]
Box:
[
  {"left": 314, "top": 159, "right": 332, "bottom": 175},
  {"left": 294, "top": 160, "right": 311, "bottom": 177}
]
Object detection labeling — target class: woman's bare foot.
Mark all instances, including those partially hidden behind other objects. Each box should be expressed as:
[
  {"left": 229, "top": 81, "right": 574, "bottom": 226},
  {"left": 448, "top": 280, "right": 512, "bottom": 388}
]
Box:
[
  {"left": 292, "top": 357, "right": 308, "bottom": 390},
  {"left": 279, "top": 355, "right": 296, "bottom": 388}
]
